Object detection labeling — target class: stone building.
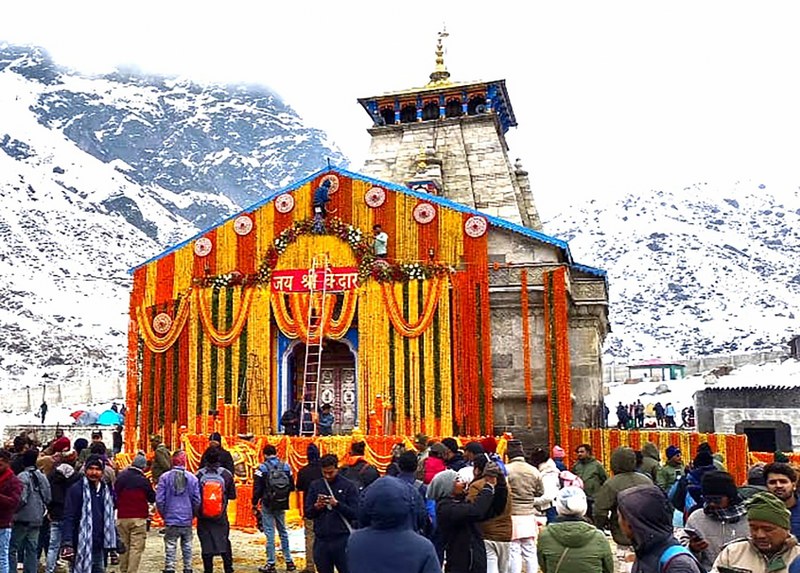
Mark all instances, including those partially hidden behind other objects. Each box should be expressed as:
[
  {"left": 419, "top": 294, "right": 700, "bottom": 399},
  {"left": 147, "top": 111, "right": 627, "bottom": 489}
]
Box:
[{"left": 124, "top": 34, "right": 609, "bottom": 449}]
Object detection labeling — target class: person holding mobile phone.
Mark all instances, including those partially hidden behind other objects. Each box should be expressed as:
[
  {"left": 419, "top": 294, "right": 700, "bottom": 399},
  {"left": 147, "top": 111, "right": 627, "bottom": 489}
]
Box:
[{"left": 679, "top": 471, "right": 749, "bottom": 570}]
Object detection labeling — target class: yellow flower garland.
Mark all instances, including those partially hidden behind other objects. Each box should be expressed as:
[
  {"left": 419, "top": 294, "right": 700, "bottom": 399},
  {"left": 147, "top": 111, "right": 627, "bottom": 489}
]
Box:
[
  {"left": 195, "top": 287, "right": 255, "bottom": 347},
  {"left": 136, "top": 293, "right": 192, "bottom": 353}
]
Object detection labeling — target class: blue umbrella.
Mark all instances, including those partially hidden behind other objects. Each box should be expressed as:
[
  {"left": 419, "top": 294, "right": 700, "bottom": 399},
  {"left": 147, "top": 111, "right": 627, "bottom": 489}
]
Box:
[{"left": 97, "top": 409, "right": 122, "bottom": 425}]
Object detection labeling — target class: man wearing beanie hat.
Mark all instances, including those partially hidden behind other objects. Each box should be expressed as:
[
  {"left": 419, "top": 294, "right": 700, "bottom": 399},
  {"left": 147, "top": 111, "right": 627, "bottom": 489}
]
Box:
[
  {"left": 506, "top": 441, "right": 544, "bottom": 573},
  {"left": 200, "top": 433, "right": 235, "bottom": 475},
  {"left": 537, "top": 487, "right": 613, "bottom": 573},
  {"left": 764, "top": 463, "right": 800, "bottom": 540},
  {"left": 712, "top": 491, "right": 800, "bottom": 573},
  {"left": 114, "top": 452, "right": 155, "bottom": 573},
  {"left": 679, "top": 471, "right": 749, "bottom": 570},
  {"left": 551, "top": 445, "right": 567, "bottom": 471},
  {"left": 657, "top": 445, "right": 684, "bottom": 491}
]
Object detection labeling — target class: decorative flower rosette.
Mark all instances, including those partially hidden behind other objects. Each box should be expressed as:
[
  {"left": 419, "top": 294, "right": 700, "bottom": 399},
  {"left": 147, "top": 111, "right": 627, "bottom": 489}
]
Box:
[
  {"left": 275, "top": 193, "right": 295, "bottom": 214},
  {"left": 152, "top": 313, "right": 173, "bottom": 334},
  {"left": 321, "top": 174, "right": 340, "bottom": 194},
  {"left": 233, "top": 215, "right": 253, "bottom": 236},
  {"left": 464, "top": 215, "right": 488, "bottom": 238},
  {"left": 364, "top": 186, "right": 386, "bottom": 208},
  {"left": 194, "top": 237, "right": 213, "bottom": 257},
  {"left": 413, "top": 202, "right": 436, "bottom": 224}
]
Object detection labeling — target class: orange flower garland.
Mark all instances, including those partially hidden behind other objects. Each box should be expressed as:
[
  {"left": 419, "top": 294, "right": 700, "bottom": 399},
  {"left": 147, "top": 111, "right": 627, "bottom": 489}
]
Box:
[
  {"left": 520, "top": 270, "right": 533, "bottom": 427},
  {"left": 544, "top": 267, "right": 572, "bottom": 453},
  {"left": 380, "top": 276, "right": 444, "bottom": 338},
  {"left": 136, "top": 293, "right": 192, "bottom": 352},
  {"left": 195, "top": 287, "right": 255, "bottom": 347},
  {"left": 271, "top": 291, "right": 357, "bottom": 343}
]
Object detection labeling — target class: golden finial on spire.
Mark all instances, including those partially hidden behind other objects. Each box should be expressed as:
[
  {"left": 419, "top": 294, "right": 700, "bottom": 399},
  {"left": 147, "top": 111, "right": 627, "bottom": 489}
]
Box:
[{"left": 427, "top": 26, "right": 452, "bottom": 87}]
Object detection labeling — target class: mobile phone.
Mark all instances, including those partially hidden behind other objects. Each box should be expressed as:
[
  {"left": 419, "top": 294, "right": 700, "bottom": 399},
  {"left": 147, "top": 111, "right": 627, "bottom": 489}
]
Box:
[{"left": 684, "top": 528, "right": 703, "bottom": 540}]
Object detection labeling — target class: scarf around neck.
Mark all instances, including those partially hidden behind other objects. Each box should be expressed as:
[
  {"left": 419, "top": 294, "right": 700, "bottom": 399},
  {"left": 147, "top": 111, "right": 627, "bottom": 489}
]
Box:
[
  {"left": 704, "top": 501, "right": 747, "bottom": 523},
  {"left": 74, "top": 476, "right": 116, "bottom": 573}
]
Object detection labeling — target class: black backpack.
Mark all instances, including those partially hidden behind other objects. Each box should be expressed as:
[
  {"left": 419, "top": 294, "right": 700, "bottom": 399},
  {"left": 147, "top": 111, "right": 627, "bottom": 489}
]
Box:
[{"left": 261, "top": 462, "right": 291, "bottom": 508}]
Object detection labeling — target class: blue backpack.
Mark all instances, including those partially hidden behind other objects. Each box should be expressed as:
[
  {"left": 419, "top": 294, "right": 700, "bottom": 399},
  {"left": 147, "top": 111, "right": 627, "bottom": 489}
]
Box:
[{"left": 660, "top": 545, "right": 697, "bottom": 572}]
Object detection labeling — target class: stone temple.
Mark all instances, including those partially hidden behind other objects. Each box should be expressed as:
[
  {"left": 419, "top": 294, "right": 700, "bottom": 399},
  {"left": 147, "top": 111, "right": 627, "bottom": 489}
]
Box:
[{"left": 125, "top": 33, "right": 609, "bottom": 450}]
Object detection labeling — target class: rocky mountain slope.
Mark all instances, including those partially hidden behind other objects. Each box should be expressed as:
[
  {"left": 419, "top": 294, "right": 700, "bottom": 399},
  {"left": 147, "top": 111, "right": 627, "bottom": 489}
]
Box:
[
  {"left": 546, "top": 181, "right": 800, "bottom": 360},
  {"left": 0, "top": 44, "right": 344, "bottom": 391}
]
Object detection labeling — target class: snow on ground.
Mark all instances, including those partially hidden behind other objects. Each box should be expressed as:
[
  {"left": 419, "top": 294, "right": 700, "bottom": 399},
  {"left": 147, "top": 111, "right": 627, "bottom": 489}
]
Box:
[
  {"left": 0, "top": 398, "right": 124, "bottom": 439},
  {"left": 606, "top": 358, "right": 800, "bottom": 428}
]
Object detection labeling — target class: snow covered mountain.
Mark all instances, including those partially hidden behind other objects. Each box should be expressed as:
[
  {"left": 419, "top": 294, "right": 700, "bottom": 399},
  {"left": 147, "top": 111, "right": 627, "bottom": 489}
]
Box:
[
  {"left": 0, "top": 44, "right": 345, "bottom": 392},
  {"left": 546, "top": 181, "right": 800, "bottom": 360}
]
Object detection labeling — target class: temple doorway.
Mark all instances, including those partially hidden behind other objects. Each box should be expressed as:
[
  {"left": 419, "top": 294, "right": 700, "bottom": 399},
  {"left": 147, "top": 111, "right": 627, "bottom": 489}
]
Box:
[{"left": 287, "top": 339, "right": 357, "bottom": 434}]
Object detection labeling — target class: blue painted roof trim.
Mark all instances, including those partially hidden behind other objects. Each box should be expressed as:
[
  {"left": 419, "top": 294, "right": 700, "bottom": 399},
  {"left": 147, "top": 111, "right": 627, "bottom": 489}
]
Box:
[
  {"left": 130, "top": 164, "right": 584, "bottom": 272},
  {"left": 570, "top": 263, "right": 607, "bottom": 278}
]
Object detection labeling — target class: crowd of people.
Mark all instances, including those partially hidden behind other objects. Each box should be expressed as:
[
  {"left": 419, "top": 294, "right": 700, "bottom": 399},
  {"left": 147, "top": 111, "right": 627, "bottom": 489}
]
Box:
[
  {"left": 614, "top": 400, "right": 696, "bottom": 429},
  {"left": 2, "top": 429, "right": 800, "bottom": 573}
]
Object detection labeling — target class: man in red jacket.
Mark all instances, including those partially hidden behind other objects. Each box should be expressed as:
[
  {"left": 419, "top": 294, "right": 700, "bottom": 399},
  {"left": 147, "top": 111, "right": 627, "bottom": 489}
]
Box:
[
  {"left": 0, "top": 449, "right": 24, "bottom": 573},
  {"left": 114, "top": 452, "right": 156, "bottom": 573}
]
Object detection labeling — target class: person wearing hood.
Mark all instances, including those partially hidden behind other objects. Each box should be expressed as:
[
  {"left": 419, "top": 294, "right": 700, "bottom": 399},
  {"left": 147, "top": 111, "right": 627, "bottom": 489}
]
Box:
[
  {"left": 296, "top": 444, "right": 323, "bottom": 573},
  {"left": 593, "top": 447, "right": 652, "bottom": 568},
  {"left": 469, "top": 456, "right": 512, "bottom": 573},
  {"left": 45, "top": 458, "right": 79, "bottom": 573},
  {"left": 537, "top": 486, "right": 613, "bottom": 573},
  {"left": 739, "top": 464, "right": 768, "bottom": 500},
  {"left": 339, "top": 441, "right": 379, "bottom": 491},
  {"left": 395, "top": 451, "right": 432, "bottom": 536},
  {"left": 150, "top": 434, "right": 172, "bottom": 485},
  {"left": 11, "top": 448, "right": 51, "bottom": 573},
  {"left": 431, "top": 468, "right": 497, "bottom": 573},
  {"left": 60, "top": 455, "right": 118, "bottom": 573},
  {"left": 505, "top": 440, "right": 543, "bottom": 573},
  {"left": 0, "top": 449, "right": 24, "bottom": 573},
  {"left": 679, "top": 470, "right": 749, "bottom": 571},
  {"left": 618, "top": 484, "right": 701, "bottom": 573},
  {"left": 115, "top": 452, "right": 155, "bottom": 573},
  {"left": 711, "top": 491, "right": 800, "bottom": 573},
  {"left": 682, "top": 450, "right": 719, "bottom": 517},
  {"left": 347, "top": 477, "right": 440, "bottom": 573},
  {"left": 639, "top": 443, "right": 661, "bottom": 483},
  {"left": 530, "top": 447, "right": 561, "bottom": 524},
  {"left": 657, "top": 446, "right": 684, "bottom": 492}
]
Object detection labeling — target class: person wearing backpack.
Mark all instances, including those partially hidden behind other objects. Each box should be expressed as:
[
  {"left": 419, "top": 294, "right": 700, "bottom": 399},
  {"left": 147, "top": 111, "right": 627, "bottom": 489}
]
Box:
[
  {"left": 339, "top": 441, "right": 379, "bottom": 491},
  {"left": 196, "top": 447, "right": 237, "bottom": 573},
  {"left": 156, "top": 450, "right": 201, "bottom": 573},
  {"left": 10, "top": 448, "right": 51, "bottom": 573},
  {"left": 617, "top": 484, "right": 702, "bottom": 573},
  {"left": 252, "top": 444, "right": 297, "bottom": 573}
]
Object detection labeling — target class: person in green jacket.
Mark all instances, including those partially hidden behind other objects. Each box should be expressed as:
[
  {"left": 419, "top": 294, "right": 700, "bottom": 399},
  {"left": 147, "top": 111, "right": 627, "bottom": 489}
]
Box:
[
  {"left": 593, "top": 447, "right": 653, "bottom": 547},
  {"left": 571, "top": 443, "right": 608, "bottom": 518},
  {"left": 656, "top": 445, "right": 684, "bottom": 492},
  {"left": 638, "top": 442, "right": 661, "bottom": 483},
  {"left": 537, "top": 486, "right": 613, "bottom": 573}
]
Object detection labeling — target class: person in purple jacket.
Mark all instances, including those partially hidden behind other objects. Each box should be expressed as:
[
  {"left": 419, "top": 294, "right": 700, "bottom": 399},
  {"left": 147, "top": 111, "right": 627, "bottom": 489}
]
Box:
[{"left": 156, "top": 450, "right": 200, "bottom": 573}]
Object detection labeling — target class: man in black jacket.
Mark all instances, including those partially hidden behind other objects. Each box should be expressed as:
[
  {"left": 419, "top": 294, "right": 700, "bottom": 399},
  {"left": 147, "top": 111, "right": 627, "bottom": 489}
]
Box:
[
  {"left": 253, "top": 445, "right": 296, "bottom": 573},
  {"left": 296, "top": 444, "right": 323, "bottom": 573},
  {"left": 303, "top": 454, "right": 359, "bottom": 573},
  {"left": 45, "top": 461, "right": 79, "bottom": 573},
  {"left": 200, "top": 433, "right": 235, "bottom": 475}
]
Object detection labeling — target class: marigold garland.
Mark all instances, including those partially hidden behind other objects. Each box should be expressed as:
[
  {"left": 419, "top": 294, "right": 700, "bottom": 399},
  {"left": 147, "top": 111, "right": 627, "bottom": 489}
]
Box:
[
  {"left": 380, "top": 276, "right": 444, "bottom": 338},
  {"left": 520, "top": 270, "right": 533, "bottom": 428},
  {"left": 544, "top": 267, "right": 571, "bottom": 453},
  {"left": 195, "top": 287, "right": 255, "bottom": 347},
  {"left": 270, "top": 291, "right": 357, "bottom": 343},
  {"left": 136, "top": 293, "right": 192, "bottom": 352}
]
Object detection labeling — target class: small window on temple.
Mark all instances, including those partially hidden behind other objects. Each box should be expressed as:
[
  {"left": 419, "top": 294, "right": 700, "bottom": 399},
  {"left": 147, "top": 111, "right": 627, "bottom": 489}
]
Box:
[
  {"left": 422, "top": 101, "right": 439, "bottom": 121},
  {"left": 380, "top": 107, "right": 395, "bottom": 125},
  {"left": 445, "top": 99, "right": 462, "bottom": 118},
  {"left": 467, "top": 96, "right": 487, "bottom": 116},
  {"left": 400, "top": 104, "right": 417, "bottom": 123}
]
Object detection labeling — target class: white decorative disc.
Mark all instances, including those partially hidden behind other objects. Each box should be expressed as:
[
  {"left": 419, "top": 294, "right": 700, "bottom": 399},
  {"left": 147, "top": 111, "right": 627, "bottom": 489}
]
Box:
[
  {"left": 275, "top": 193, "right": 295, "bottom": 214},
  {"left": 152, "top": 313, "right": 173, "bottom": 334},
  {"left": 464, "top": 215, "right": 488, "bottom": 238},
  {"left": 194, "top": 237, "right": 213, "bottom": 257},
  {"left": 233, "top": 215, "right": 253, "bottom": 236},
  {"left": 413, "top": 202, "right": 437, "bottom": 225},
  {"left": 321, "top": 174, "right": 340, "bottom": 194},
  {"left": 364, "top": 186, "right": 386, "bottom": 208}
]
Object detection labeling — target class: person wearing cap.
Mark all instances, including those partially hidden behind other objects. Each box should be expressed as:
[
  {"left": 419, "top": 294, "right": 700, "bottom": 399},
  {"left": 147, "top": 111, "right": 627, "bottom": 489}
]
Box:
[
  {"left": 657, "top": 445, "right": 684, "bottom": 492},
  {"left": 423, "top": 443, "right": 448, "bottom": 485},
  {"left": 537, "top": 486, "right": 613, "bottom": 573},
  {"left": 45, "top": 455, "right": 79, "bottom": 573},
  {"left": 441, "top": 438, "right": 468, "bottom": 472},
  {"left": 200, "top": 433, "right": 235, "bottom": 475},
  {"left": 150, "top": 434, "right": 172, "bottom": 485},
  {"left": 739, "top": 464, "right": 768, "bottom": 500},
  {"left": 0, "top": 449, "right": 24, "bottom": 573},
  {"left": 432, "top": 467, "right": 497, "bottom": 573},
  {"left": 711, "top": 491, "right": 800, "bottom": 573},
  {"left": 157, "top": 450, "right": 201, "bottom": 573},
  {"left": 551, "top": 445, "right": 567, "bottom": 472},
  {"left": 764, "top": 463, "right": 800, "bottom": 540},
  {"left": 60, "top": 455, "right": 118, "bottom": 573},
  {"left": 10, "top": 448, "right": 51, "bottom": 573},
  {"left": 678, "top": 470, "right": 749, "bottom": 570},
  {"left": 469, "top": 456, "right": 512, "bottom": 573},
  {"left": 505, "top": 440, "right": 543, "bottom": 573},
  {"left": 617, "top": 484, "right": 701, "bottom": 573},
  {"left": 115, "top": 452, "right": 155, "bottom": 573}
]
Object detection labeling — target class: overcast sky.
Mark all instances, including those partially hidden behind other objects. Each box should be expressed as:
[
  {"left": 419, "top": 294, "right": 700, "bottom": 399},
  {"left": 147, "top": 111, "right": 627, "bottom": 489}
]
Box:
[{"left": 2, "top": 1, "right": 799, "bottom": 219}]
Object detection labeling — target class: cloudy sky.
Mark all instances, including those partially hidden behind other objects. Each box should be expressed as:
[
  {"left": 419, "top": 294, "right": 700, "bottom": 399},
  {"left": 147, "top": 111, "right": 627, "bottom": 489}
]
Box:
[{"left": 2, "top": 1, "right": 799, "bottom": 218}]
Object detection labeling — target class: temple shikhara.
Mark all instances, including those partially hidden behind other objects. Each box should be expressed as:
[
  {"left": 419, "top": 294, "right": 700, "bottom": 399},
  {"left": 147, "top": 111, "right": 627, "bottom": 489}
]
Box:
[{"left": 125, "top": 32, "right": 610, "bottom": 454}]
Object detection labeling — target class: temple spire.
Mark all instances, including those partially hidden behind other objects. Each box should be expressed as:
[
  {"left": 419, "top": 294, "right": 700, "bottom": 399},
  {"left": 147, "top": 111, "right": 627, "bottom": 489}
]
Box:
[{"left": 427, "top": 27, "right": 452, "bottom": 87}]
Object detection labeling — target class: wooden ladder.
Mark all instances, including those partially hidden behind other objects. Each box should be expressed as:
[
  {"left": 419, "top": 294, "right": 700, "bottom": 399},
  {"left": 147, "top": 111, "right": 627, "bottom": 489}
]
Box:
[{"left": 299, "top": 254, "right": 331, "bottom": 436}]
